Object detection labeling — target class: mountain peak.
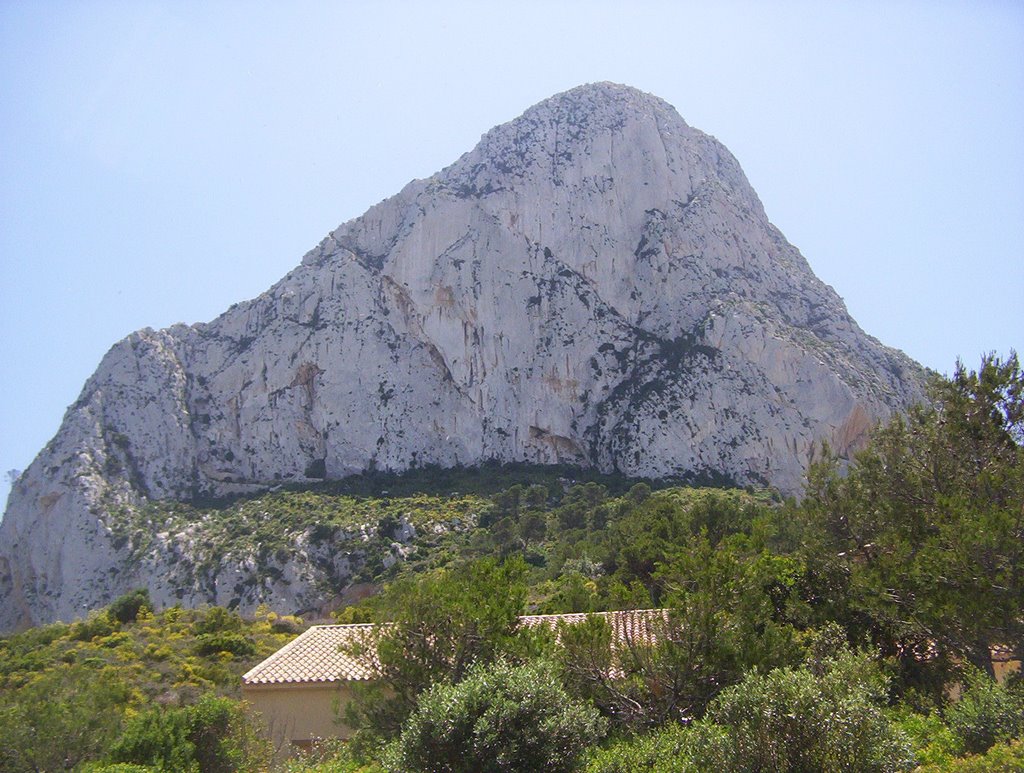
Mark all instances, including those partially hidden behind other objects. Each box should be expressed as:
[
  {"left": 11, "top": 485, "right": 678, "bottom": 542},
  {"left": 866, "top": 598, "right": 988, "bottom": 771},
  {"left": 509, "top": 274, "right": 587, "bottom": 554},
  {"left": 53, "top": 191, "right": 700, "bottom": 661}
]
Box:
[
  {"left": 418, "top": 81, "right": 746, "bottom": 227},
  {"left": 449, "top": 82, "right": 696, "bottom": 184},
  {"left": 0, "top": 85, "right": 926, "bottom": 632},
  {"left": 526, "top": 81, "right": 679, "bottom": 123}
]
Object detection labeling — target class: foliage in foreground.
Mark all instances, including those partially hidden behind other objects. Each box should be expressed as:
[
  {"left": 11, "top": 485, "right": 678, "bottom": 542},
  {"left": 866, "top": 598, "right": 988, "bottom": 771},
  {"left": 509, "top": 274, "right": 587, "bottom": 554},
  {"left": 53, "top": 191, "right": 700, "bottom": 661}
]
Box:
[
  {"left": 102, "top": 694, "right": 270, "bottom": 772},
  {"left": 0, "top": 593, "right": 297, "bottom": 772},
  {"left": 2, "top": 353, "right": 1020, "bottom": 772},
  {"left": 383, "top": 658, "right": 606, "bottom": 773},
  {"left": 915, "top": 739, "right": 1024, "bottom": 772},
  {"left": 343, "top": 556, "right": 529, "bottom": 738},
  {"left": 586, "top": 637, "right": 915, "bottom": 773},
  {"left": 0, "top": 661, "right": 133, "bottom": 771},
  {"left": 794, "top": 352, "right": 1023, "bottom": 697},
  {"left": 702, "top": 649, "right": 915, "bottom": 771},
  {"left": 280, "top": 738, "right": 385, "bottom": 772},
  {"left": 946, "top": 669, "right": 1024, "bottom": 756}
]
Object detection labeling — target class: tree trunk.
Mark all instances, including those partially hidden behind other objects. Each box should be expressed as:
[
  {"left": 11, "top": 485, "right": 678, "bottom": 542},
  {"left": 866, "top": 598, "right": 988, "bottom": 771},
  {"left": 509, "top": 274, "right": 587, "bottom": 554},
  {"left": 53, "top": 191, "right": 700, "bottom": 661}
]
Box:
[{"left": 967, "top": 640, "right": 996, "bottom": 680}]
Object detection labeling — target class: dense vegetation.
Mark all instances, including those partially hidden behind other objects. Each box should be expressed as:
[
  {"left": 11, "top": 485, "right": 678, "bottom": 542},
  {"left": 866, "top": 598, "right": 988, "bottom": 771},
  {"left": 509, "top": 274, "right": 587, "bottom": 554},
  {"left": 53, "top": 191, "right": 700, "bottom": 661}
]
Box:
[
  {"left": 1, "top": 353, "right": 1021, "bottom": 771},
  {"left": 0, "top": 597, "right": 299, "bottom": 771}
]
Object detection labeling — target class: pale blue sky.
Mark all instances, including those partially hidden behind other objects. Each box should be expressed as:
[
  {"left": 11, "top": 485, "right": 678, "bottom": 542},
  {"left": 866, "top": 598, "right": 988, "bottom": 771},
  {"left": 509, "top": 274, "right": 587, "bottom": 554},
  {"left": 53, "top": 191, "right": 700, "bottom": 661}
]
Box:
[{"left": 2, "top": 1, "right": 1022, "bottom": 507}]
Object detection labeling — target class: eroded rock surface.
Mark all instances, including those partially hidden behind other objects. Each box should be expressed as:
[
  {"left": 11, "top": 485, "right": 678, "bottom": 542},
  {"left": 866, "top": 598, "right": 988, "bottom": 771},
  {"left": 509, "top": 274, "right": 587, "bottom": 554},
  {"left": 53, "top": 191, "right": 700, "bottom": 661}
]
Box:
[{"left": 0, "top": 83, "right": 925, "bottom": 631}]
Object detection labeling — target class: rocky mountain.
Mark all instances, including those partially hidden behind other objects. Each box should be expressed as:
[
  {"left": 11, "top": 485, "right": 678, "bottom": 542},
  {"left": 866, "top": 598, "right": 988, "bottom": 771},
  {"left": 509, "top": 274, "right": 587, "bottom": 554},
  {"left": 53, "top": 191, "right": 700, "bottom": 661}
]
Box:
[{"left": 0, "top": 83, "right": 925, "bottom": 632}]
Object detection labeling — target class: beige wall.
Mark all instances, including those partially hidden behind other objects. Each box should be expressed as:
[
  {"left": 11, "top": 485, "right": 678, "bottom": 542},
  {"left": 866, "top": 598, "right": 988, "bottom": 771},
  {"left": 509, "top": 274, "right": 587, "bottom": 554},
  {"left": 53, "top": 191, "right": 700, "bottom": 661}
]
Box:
[{"left": 243, "top": 682, "right": 356, "bottom": 756}]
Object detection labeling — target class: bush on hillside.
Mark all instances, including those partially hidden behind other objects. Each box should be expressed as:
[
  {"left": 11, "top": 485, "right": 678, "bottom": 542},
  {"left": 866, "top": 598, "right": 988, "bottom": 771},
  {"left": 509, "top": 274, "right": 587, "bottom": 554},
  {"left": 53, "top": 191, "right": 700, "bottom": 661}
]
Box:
[
  {"left": 0, "top": 663, "right": 132, "bottom": 772},
  {"left": 107, "top": 695, "right": 270, "bottom": 772},
  {"left": 585, "top": 723, "right": 730, "bottom": 773},
  {"left": 109, "top": 588, "right": 153, "bottom": 624},
  {"left": 946, "top": 670, "right": 1024, "bottom": 755},
  {"left": 701, "top": 649, "right": 915, "bottom": 772},
  {"left": 193, "top": 631, "right": 257, "bottom": 657},
  {"left": 588, "top": 647, "right": 915, "bottom": 773},
  {"left": 383, "top": 659, "right": 606, "bottom": 773}
]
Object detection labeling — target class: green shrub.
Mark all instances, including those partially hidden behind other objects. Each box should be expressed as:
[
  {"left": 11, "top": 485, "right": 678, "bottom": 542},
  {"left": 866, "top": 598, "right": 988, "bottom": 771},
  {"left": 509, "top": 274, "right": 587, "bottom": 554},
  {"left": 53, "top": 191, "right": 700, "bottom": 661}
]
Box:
[
  {"left": 701, "top": 650, "right": 915, "bottom": 772},
  {"left": 107, "top": 695, "right": 269, "bottom": 773},
  {"left": 585, "top": 723, "right": 731, "bottom": 773},
  {"left": 282, "top": 737, "right": 386, "bottom": 772},
  {"left": 889, "top": 707, "right": 959, "bottom": 767},
  {"left": 191, "top": 606, "right": 244, "bottom": 636},
  {"left": 383, "top": 659, "right": 606, "bottom": 773},
  {"left": 73, "top": 611, "right": 117, "bottom": 641},
  {"left": 947, "top": 671, "right": 1024, "bottom": 755},
  {"left": 0, "top": 664, "right": 131, "bottom": 772},
  {"left": 193, "top": 632, "right": 257, "bottom": 657},
  {"left": 109, "top": 588, "right": 153, "bottom": 624},
  {"left": 587, "top": 665, "right": 908, "bottom": 773},
  {"left": 915, "top": 738, "right": 1024, "bottom": 772},
  {"left": 186, "top": 695, "right": 250, "bottom": 773},
  {"left": 108, "top": 706, "right": 194, "bottom": 772}
]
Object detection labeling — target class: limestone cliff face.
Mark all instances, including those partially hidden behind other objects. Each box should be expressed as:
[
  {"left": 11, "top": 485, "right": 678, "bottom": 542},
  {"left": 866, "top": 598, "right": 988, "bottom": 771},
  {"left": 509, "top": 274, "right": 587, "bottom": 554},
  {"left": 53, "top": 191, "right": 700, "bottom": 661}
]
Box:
[{"left": 0, "top": 83, "right": 925, "bottom": 631}]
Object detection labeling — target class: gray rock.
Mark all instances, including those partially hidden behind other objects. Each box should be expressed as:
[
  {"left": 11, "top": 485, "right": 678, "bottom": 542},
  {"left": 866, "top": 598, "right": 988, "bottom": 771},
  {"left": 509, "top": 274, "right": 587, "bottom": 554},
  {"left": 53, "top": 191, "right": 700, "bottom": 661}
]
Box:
[{"left": 0, "top": 83, "right": 925, "bottom": 632}]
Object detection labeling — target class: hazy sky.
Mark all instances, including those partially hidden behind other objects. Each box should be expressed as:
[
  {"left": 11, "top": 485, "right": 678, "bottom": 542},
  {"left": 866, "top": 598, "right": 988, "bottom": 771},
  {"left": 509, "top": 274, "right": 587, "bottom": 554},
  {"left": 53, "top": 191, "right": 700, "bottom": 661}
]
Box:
[{"left": 2, "top": 1, "right": 1022, "bottom": 507}]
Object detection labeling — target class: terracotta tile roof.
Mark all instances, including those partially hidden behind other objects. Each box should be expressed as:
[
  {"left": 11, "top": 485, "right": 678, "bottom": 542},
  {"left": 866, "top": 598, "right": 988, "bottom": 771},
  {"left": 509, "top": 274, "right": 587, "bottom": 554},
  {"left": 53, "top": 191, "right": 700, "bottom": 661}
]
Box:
[
  {"left": 518, "top": 609, "right": 669, "bottom": 647},
  {"left": 242, "top": 609, "right": 670, "bottom": 687},
  {"left": 242, "top": 623, "right": 380, "bottom": 685}
]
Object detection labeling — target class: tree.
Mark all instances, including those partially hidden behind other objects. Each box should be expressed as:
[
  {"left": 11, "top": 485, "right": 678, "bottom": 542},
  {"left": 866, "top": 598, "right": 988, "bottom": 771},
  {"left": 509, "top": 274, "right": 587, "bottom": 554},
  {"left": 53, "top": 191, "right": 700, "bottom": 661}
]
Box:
[
  {"left": 345, "top": 557, "right": 528, "bottom": 738},
  {"left": 548, "top": 487, "right": 807, "bottom": 730},
  {"left": 107, "top": 706, "right": 194, "bottom": 771},
  {"left": 799, "top": 353, "right": 1023, "bottom": 683},
  {"left": 383, "top": 659, "right": 605, "bottom": 773},
  {"left": 598, "top": 488, "right": 774, "bottom": 604},
  {"left": 557, "top": 540, "right": 805, "bottom": 729}
]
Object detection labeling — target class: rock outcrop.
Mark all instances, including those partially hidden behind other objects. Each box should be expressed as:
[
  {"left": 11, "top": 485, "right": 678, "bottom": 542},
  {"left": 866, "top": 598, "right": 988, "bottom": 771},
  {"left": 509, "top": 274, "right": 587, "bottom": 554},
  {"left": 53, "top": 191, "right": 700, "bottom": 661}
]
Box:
[{"left": 0, "top": 83, "right": 925, "bottom": 631}]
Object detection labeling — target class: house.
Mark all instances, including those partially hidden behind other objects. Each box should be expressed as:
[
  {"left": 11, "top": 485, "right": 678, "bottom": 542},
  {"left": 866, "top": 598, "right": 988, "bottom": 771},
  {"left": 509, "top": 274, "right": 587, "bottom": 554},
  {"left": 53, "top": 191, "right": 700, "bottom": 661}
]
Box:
[
  {"left": 241, "top": 609, "right": 667, "bottom": 754},
  {"left": 241, "top": 623, "right": 377, "bottom": 753}
]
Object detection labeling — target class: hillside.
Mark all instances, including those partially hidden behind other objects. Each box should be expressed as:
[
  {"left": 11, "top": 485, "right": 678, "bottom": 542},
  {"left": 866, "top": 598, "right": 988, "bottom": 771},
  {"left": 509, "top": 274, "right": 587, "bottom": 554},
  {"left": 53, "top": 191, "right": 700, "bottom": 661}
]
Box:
[{"left": 2, "top": 369, "right": 1021, "bottom": 773}]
